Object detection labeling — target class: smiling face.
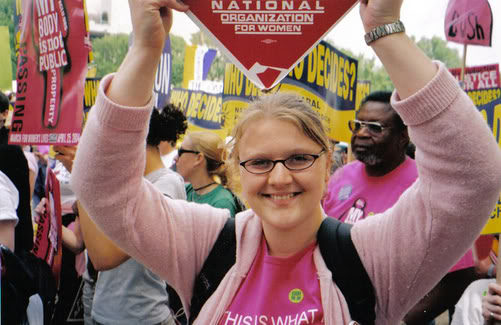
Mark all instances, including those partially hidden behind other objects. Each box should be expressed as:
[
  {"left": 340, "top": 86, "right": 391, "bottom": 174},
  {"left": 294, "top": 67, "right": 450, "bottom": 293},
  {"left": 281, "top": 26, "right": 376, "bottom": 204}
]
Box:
[{"left": 237, "top": 118, "right": 330, "bottom": 232}]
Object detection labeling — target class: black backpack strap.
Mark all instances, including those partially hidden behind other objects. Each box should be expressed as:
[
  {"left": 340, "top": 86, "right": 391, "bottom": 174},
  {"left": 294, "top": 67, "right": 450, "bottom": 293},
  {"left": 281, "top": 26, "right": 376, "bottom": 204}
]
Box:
[
  {"left": 317, "top": 218, "right": 376, "bottom": 325},
  {"left": 228, "top": 190, "right": 247, "bottom": 215},
  {"left": 167, "top": 218, "right": 236, "bottom": 324},
  {"left": 188, "top": 217, "right": 236, "bottom": 323}
]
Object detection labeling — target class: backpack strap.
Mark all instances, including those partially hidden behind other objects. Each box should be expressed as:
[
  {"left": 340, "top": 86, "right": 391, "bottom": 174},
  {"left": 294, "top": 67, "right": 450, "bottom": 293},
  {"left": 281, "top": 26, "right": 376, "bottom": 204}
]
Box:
[
  {"left": 173, "top": 217, "right": 375, "bottom": 324},
  {"left": 188, "top": 217, "right": 236, "bottom": 323},
  {"left": 317, "top": 217, "right": 376, "bottom": 325}
]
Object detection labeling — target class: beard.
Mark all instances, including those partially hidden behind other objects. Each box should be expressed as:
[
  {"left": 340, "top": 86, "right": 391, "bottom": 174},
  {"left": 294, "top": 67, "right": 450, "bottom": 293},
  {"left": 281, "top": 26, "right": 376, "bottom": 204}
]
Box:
[{"left": 353, "top": 149, "right": 384, "bottom": 167}]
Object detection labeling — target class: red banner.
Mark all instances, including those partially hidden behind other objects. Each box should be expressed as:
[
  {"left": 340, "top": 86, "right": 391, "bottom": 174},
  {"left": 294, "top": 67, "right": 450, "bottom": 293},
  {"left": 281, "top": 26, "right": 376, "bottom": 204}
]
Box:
[
  {"left": 449, "top": 64, "right": 500, "bottom": 91},
  {"left": 32, "top": 167, "right": 63, "bottom": 287},
  {"left": 444, "top": 0, "right": 493, "bottom": 47},
  {"left": 10, "top": 0, "right": 91, "bottom": 145},
  {"left": 184, "top": 0, "right": 357, "bottom": 89}
]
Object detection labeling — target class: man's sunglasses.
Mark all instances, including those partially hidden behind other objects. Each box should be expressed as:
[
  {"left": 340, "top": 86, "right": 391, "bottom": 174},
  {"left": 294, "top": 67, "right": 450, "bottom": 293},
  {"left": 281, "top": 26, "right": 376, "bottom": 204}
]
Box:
[
  {"left": 178, "top": 148, "right": 199, "bottom": 157},
  {"left": 348, "top": 120, "right": 392, "bottom": 135}
]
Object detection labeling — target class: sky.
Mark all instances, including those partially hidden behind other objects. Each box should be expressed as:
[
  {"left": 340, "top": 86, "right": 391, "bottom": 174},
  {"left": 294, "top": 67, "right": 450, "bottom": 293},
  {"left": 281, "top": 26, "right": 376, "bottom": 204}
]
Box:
[{"left": 167, "top": 0, "right": 501, "bottom": 68}]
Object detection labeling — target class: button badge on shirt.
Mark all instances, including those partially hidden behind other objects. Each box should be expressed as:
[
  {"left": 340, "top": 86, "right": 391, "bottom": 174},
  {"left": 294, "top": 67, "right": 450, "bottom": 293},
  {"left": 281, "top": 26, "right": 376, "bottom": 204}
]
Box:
[{"left": 288, "top": 288, "right": 304, "bottom": 303}]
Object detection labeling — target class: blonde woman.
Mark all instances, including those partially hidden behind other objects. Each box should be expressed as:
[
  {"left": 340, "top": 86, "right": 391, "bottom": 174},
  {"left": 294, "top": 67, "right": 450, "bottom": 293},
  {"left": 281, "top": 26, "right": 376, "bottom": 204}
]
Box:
[
  {"left": 175, "top": 131, "right": 238, "bottom": 217},
  {"left": 71, "top": 0, "right": 501, "bottom": 323}
]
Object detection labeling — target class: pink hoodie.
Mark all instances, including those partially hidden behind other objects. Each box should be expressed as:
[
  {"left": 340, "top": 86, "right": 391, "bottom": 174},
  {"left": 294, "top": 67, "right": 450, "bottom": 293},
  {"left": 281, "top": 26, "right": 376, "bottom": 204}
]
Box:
[{"left": 71, "top": 63, "right": 501, "bottom": 324}]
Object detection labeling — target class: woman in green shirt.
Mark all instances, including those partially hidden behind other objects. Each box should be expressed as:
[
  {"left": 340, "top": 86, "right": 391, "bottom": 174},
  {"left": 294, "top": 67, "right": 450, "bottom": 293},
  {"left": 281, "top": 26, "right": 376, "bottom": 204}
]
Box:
[{"left": 175, "top": 131, "right": 238, "bottom": 217}]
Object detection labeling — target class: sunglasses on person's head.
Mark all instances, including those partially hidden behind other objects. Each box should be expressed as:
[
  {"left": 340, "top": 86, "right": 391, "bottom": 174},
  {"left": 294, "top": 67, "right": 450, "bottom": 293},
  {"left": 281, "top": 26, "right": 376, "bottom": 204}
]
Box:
[
  {"left": 178, "top": 148, "right": 199, "bottom": 157},
  {"left": 348, "top": 120, "right": 392, "bottom": 135}
]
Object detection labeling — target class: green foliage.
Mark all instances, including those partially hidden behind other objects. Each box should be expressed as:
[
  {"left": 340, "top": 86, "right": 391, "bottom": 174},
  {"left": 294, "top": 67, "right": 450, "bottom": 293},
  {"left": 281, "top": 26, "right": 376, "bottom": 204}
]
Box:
[
  {"left": 0, "top": 0, "right": 16, "bottom": 78},
  {"left": 91, "top": 34, "right": 130, "bottom": 78},
  {"left": 330, "top": 35, "right": 462, "bottom": 92},
  {"left": 415, "top": 36, "right": 462, "bottom": 68},
  {"left": 170, "top": 34, "right": 186, "bottom": 87}
]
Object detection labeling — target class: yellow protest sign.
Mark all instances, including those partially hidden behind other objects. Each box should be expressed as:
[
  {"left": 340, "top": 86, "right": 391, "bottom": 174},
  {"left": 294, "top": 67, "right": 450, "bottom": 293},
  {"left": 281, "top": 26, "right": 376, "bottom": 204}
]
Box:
[
  {"left": 222, "top": 41, "right": 359, "bottom": 142},
  {"left": 476, "top": 89, "right": 501, "bottom": 235},
  {"left": 482, "top": 192, "right": 501, "bottom": 235},
  {"left": 0, "top": 26, "right": 13, "bottom": 90},
  {"left": 170, "top": 88, "right": 226, "bottom": 139}
]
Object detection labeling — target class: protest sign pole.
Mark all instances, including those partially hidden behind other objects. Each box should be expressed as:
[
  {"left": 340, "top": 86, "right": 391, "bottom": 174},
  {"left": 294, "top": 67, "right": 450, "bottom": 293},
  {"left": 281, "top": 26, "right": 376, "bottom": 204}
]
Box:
[
  {"left": 460, "top": 44, "right": 467, "bottom": 83},
  {"left": 494, "top": 243, "right": 501, "bottom": 325}
]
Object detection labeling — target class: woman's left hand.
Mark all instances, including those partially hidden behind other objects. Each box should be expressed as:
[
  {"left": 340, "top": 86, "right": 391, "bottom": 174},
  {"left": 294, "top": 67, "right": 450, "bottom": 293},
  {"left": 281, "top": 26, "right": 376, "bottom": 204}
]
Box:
[
  {"left": 53, "top": 145, "right": 77, "bottom": 173},
  {"left": 482, "top": 282, "right": 501, "bottom": 322}
]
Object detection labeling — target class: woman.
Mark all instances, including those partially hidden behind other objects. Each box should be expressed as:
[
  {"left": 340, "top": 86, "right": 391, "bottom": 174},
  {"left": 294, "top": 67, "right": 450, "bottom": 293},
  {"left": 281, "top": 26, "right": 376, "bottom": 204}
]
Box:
[
  {"left": 71, "top": 0, "right": 501, "bottom": 323},
  {"left": 175, "top": 131, "right": 238, "bottom": 216}
]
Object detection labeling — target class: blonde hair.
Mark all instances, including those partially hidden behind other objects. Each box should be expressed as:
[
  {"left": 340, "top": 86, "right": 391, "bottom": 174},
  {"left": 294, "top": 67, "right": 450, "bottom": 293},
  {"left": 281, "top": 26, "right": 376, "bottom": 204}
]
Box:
[
  {"left": 187, "top": 131, "right": 229, "bottom": 186},
  {"left": 226, "top": 92, "right": 332, "bottom": 190}
]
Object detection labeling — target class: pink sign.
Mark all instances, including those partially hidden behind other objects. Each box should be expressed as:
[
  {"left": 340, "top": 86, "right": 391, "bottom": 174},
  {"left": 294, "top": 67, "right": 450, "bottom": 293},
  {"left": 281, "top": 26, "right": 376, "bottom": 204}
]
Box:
[
  {"left": 444, "top": 0, "right": 493, "bottom": 46},
  {"left": 32, "top": 168, "right": 63, "bottom": 288},
  {"left": 449, "top": 64, "right": 500, "bottom": 91},
  {"left": 184, "top": 0, "right": 357, "bottom": 89},
  {"left": 9, "top": 0, "right": 91, "bottom": 145}
]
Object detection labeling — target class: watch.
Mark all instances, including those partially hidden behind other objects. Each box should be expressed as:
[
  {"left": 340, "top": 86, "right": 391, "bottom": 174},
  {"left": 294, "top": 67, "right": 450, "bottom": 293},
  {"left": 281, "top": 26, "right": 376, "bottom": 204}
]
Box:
[{"left": 364, "top": 20, "right": 405, "bottom": 45}]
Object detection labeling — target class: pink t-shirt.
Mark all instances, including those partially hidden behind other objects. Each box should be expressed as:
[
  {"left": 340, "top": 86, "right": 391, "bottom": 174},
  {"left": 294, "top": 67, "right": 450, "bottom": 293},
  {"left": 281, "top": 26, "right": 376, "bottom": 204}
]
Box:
[
  {"left": 323, "top": 157, "right": 473, "bottom": 272},
  {"left": 323, "top": 157, "right": 418, "bottom": 223},
  {"left": 219, "top": 237, "right": 324, "bottom": 325}
]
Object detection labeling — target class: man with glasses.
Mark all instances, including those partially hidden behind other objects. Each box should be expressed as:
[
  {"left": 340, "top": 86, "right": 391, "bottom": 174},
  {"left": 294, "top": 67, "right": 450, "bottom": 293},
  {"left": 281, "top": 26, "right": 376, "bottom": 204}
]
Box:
[
  {"left": 323, "top": 91, "right": 478, "bottom": 324},
  {"left": 323, "top": 91, "right": 416, "bottom": 224}
]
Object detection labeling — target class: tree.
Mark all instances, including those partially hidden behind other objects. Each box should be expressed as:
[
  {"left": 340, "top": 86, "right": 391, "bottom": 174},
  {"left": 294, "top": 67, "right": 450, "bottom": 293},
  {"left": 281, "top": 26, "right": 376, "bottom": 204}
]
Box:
[
  {"left": 0, "top": 0, "right": 16, "bottom": 78},
  {"left": 330, "top": 35, "right": 462, "bottom": 92},
  {"left": 170, "top": 34, "right": 186, "bottom": 87},
  {"left": 415, "top": 36, "right": 462, "bottom": 68},
  {"left": 91, "top": 34, "right": 130, "bottom": 78}
]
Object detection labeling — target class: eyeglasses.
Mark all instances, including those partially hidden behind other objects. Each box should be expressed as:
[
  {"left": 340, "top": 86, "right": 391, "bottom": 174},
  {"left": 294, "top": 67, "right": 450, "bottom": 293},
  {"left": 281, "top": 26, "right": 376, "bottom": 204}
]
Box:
[
  {"left": 177, "top": 148, "right": 199, "bottom": 158},
  {"left": 240, "top": 150, "right": 326, "bottom": 175},
  {"left": 348, "top": 120, "right": 392, "bottom": 135}
]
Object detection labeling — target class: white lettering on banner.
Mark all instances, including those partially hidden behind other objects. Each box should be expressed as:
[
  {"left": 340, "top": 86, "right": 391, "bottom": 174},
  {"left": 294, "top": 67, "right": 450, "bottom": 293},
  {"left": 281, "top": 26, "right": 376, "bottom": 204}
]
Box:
[
  {"left": 222, "top": 309, "right": 320, "bottom": 325},
  {"left": 36, "top": 0, "right": 68, "bottom": 71},
  {"left": 465, "top": 71, "right": 500, "bottom": 89},
  {"left": 212, "top": 0, "right": 324, "bottom": 35},
  {"left": 154, "top": 52, "right": 171, "bottom": 107},
  {"left": 48, "top": 69, "right": 57, "bottom": 124}
]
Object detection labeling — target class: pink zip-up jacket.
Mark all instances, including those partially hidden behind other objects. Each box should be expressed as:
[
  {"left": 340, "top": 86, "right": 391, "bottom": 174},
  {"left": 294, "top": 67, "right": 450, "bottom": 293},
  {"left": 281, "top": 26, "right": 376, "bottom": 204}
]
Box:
[{"left": 71, "top": 63, "right": 501, "bottom": 324}]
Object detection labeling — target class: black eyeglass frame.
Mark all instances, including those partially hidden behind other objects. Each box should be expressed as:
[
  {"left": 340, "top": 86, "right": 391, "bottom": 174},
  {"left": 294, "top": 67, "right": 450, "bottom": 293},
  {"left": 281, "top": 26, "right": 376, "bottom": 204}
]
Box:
[
  {"left": 178, "top": 148, "right": 200, "bottom": 158},
  {"left": 239, "top": 149, "right": 327, "bottom": 175},
  {"left": 348, "top": 119, "right": 393, "bottom": 135}
]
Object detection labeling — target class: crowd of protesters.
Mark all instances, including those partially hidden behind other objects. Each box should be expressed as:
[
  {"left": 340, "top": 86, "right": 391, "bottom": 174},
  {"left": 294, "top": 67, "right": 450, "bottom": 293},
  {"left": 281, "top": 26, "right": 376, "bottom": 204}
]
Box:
[{"left": 2, "top": 0, "right": 501, "bottom": 324}]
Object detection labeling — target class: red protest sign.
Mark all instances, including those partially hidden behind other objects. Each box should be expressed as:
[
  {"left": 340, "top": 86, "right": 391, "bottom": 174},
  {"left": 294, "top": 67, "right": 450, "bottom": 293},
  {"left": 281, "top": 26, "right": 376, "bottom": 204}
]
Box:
[
  {"left": 9, "top": 0, "right": 91, "bottom": 146},
  {"left": 184, "top": 0, "right": 357, "bottom": 89},
  {"left": 444, "top": 0, "right": 493, "bottom": 46},
  {"left": 449, "top": 64, "right": 500, "bottom": 91},
  {"left": 32, "top": 167, "right": 63, "bottom": 288}
]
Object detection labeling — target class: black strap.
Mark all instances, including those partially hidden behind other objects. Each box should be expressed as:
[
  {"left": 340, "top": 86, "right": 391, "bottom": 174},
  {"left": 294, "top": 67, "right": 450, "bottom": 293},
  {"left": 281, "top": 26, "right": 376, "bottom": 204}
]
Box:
[
  {"left": 317, "top": 217, "right": 376, "bottom": 325},
  {"left": 188, "top": 218, "right": 236, "bottom": 322},
  {"left": 167, "top": 218, "right": 237, "bottom": 324},
  {"left": 170, "top": 217, "right": 375, "bottom": 324}
]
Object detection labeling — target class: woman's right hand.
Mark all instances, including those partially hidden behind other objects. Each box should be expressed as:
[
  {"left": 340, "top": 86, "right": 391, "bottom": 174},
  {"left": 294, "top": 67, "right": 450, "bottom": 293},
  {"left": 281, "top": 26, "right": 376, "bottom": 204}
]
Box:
[
  {"left": 128, "top": 0, "right": 189, "bottom": 52},
  {"left": 482, "top": 282, "right": 501, "bottom": 322},
  {"left": 359, "top": 0, "right": 404, "bottom": 33},
  {"left": 106, "top": 0, "right": 188, "bottom": 107}
]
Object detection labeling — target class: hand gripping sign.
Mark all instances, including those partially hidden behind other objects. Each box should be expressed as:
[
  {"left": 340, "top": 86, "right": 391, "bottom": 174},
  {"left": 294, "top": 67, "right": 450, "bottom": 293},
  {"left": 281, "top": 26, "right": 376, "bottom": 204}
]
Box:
[{"left": 183, "top": 0, "right": 358, "bottom": 89}]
